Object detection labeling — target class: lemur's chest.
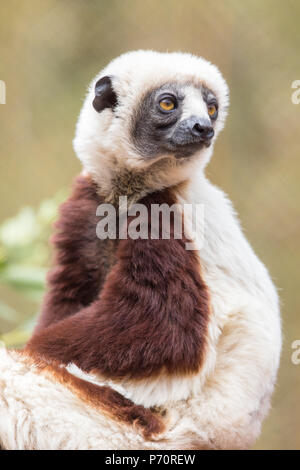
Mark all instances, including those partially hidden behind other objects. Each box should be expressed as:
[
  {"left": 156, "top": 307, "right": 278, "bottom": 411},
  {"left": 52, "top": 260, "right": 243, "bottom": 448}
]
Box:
[
  {"left": 32, "top": 179, "right": 255, "bottom": 408},
  {"left": 176, "top": 180, "right": 259, "bottom": 321},
  {"left": 95, "top": 180, "right": 250, "bottom": 315}
]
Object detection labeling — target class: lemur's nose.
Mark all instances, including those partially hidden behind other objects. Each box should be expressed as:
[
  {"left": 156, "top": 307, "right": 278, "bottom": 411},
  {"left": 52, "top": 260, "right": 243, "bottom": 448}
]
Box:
[{"left": 191, "top": 118, "right": 214, "bottom": 141}]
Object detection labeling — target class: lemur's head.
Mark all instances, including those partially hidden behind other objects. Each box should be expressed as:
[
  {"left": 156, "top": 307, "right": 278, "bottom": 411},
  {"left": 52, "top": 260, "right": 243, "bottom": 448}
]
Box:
[{"left": 73, "top": 50, "right": 229, "bottom": 195}]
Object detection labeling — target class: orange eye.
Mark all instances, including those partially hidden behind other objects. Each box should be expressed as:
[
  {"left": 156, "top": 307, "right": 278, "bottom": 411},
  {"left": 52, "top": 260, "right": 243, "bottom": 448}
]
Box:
[
  {"left": 207, "top": 104, "right": 217, "bottom": 117},
  {"left": 159, "top": 98, "right": 175, "bottom": 111}
]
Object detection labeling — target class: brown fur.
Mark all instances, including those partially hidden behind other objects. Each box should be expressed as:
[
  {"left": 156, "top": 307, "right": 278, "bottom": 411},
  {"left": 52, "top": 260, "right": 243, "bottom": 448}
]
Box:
[
  {"left": 27, "top": 177, "right": 210, "bottom": 381},
  {"left": 35, "top": 175, "right": 118, "bottom": 332}
]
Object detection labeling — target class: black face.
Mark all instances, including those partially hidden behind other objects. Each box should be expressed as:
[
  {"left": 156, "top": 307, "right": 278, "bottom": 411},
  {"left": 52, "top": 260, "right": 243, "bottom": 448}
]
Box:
[{"left": 131, "top": 83, "right": 218, "bottom": 159}]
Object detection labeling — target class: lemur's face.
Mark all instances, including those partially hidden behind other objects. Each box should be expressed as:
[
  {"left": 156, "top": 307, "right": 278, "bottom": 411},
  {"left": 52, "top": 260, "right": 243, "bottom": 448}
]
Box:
[
  {"left": 74, "top": 51, "right": 229, "bottom": 176},
  {"left": 131, "top": 82, "right": 218, "bottom": 159},
  {"left": 92, "top": 77, "right": 218, "bottom": 160}
]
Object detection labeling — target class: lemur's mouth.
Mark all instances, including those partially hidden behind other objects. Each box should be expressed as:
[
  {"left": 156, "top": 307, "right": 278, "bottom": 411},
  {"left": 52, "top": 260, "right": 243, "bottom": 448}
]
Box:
[
  {"left": 172, "top": 141, "right": 209, "bottom": 159},
  {"left": 170, "top": 139, "right": 212, "bottom": 160},
  {"left": 174, "top": 139, "right": 212, "bottom": 149}
]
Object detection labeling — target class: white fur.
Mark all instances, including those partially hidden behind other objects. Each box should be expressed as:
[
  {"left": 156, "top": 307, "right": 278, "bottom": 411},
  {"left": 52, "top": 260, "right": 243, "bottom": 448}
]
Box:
[
  {"left": 180, "top": 86, "right": 209, "bottom": 122},
  {"left": 0, "top": 51, "right": 281, "bottom": 449},
  {"left": 0, "top": 347, "right": 151, "bottom": 450}
]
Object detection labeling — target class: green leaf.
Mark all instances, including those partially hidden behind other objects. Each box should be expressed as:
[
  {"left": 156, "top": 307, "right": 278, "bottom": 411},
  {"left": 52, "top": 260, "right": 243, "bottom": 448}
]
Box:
[
  {"left": 0, "top": 314, "right": 38, "bottom": 348},
  {"left": 0, "top": 265, "right": 47, "bottom": 290},
  {"left": 0, "top": 328, "right": 32, "bottom": 347},
  {"left": 0, "top": 207, "right": 41, "bottom": 247},
  {"left": 0, "top": 300, "right": 21, "bottom": 324}
]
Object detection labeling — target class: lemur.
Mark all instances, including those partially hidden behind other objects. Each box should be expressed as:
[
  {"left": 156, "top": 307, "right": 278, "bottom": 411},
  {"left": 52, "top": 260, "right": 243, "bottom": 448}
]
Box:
[{"left": 0, "top": 51, "right": 281, "bottom": 450}]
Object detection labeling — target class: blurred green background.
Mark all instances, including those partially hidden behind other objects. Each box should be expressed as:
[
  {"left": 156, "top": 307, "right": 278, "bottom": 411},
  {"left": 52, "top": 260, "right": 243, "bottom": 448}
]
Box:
[{"left": 0, "top": 0, "right": 299, "bottom": 450}]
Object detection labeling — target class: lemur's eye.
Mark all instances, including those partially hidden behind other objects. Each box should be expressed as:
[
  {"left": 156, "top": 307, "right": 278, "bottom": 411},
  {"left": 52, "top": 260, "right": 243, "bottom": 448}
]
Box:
[
  {"left": 159, "top": 97, "right": 176, "bottom": 112},
  {"left": 207, "top": 104, "right": 218, "bottom": 119}
]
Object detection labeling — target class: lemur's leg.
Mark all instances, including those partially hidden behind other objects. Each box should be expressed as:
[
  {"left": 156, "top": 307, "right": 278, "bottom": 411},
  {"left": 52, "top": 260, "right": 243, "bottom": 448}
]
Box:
[
  {"left": 35, "top": 175, "right": 116, "bottom": 333},
  {"left": 27, "top": 189, "right": 210, "bottom": 381},
  {"left": 176, "top": 307, "right": 281, "bottom": 449}
]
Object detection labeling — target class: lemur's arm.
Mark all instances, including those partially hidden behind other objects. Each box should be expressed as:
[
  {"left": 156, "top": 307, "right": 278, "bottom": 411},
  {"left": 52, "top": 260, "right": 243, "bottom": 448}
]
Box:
[
  {"left": 35, "top": 175, "right": 109, "bottom": 332},
  {"left": 27, "top": 189, "right": 210, "bottom": 380}
]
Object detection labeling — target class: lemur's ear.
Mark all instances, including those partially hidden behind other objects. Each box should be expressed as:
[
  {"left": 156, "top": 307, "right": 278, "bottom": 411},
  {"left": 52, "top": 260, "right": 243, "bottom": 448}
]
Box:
[{"left": 93, "top": 76, "right": 118, "bottom": 112}]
